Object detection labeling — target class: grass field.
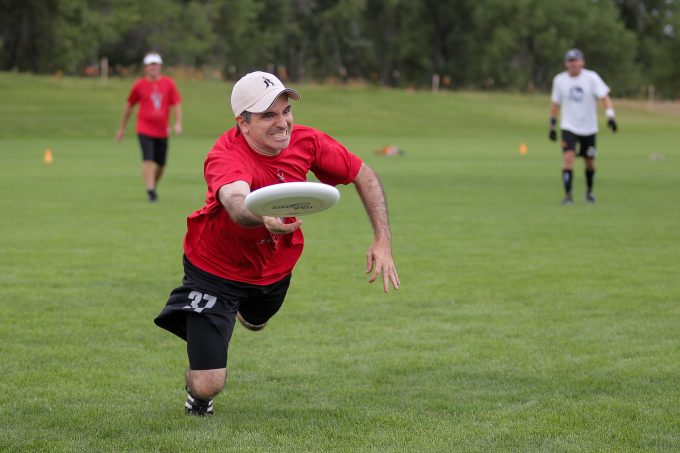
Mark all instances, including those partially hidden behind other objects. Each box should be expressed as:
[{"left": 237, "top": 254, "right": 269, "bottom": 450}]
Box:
[{"left": 1, "top": 72, "right": 679, "bottom": 452}]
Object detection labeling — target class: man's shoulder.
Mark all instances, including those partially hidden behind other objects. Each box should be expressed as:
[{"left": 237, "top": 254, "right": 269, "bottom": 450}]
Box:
[
  {"left": 160, "top": 75, "right": 177, "bottom": 85},
  {"left": 153, "top": 76, "right": 177, "bottom": 91},
  {"left": 208, "top": 128, "right": 246, "bottom": 156},
  {"left": 553, "top": 71, "right": 569, "bottom": 82},
  {"left": 552, "top": 71, "right": 572, "bottom": 88},
  {"left": 581, "top": 68, "right": 603, "bottom": 81},
  {"left": 291, "top": 124, "right": 320, "bottom": 136},
  {"left": 131, "top": 77, "right": 148, "bottom": 88},
  {"left": 290, "top": 125, "right": 338, "bottom": 150}
]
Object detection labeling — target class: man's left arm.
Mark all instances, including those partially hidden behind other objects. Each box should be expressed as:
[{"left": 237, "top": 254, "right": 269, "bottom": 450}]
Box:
[
  {"left": 601, "top": 95, "right": 617, "bottom": 132},
  {"left": 352, "top": 163, "right": 400, "bottom": 293}
]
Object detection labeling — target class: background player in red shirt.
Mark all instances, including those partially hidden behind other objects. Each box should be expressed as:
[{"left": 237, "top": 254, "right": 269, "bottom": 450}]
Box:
[
  {"left": 154, "top": 71, "right": 400, "bottom": 416},
  {"left": 116, "top": 52, "right": 182, "bottom": 202}
]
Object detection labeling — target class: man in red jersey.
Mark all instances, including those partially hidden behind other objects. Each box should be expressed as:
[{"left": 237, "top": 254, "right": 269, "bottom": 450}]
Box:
[
  {"left": 116, "top": 52, "right": 182, "bottom": 202},
  {"left": 154, "top": 71, "right": 400, "bottom": 416}
]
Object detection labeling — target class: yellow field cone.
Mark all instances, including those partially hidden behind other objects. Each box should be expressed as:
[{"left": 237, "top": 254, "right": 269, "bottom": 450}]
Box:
[
  {"left": 519, "top": 143, "right": 528, "bottom": 155},
  {"left": 44, "top": 148, "right": 54, "bottom": 164}
]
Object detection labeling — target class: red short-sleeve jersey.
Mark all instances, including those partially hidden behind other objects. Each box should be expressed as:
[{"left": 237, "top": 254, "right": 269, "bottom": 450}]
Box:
[
  {"left": 183, "top": 124, "right": 363, "bottom": 285},
  {"left": 127, "top": 76, "right": 181, "bottom": 138}
]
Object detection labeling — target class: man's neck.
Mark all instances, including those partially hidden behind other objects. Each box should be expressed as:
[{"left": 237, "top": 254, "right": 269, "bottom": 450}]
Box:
[{"left": 242, "top": 135, "right": 282, "bottom": 157}]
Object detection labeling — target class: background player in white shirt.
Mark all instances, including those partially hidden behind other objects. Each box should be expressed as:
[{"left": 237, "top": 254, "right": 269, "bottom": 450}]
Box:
[{"left": 549, "top": 49, "right": 618, "bottom": 204}]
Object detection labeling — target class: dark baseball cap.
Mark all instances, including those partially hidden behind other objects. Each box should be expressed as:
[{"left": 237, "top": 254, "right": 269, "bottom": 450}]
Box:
[{"left": 565, "top": 48, "right": 584, "bottom": 61}]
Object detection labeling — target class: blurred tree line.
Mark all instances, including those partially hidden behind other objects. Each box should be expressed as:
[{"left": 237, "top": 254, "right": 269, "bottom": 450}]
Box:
[{"left": 1, "top": 0, "right": 679, "bottom": 97}]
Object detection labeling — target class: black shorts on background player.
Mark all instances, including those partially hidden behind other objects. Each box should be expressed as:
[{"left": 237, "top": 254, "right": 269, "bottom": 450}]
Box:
[
  {"left": 138, "top": 134, "right": 168, "bottom": 165},
  {"left": 561, "top": 130, "right": 596, "bottom": 159},
  {"left": 154, "top": 256, "right": 291, "bottom": 370}
]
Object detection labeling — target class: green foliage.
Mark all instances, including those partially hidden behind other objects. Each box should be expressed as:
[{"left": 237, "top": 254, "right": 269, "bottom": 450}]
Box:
[
  {"left": 2, "top": 0, "right": 680, "bottom": 96},
  {"left": 644, "top": 11, "right": 680, "bottom": 98},
  {"left": 470, "top": 0, "right": 640, "bottom": 94}
]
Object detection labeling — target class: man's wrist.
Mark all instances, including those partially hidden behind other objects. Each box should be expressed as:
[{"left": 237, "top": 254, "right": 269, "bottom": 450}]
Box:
[
  {"left": 606, "top": 108, "right": 615, "bottom": 118},
  {"left": 549, "top": 117, "right": 557, "bottom": 128},
  {"left": 373, "top": 231, "right": 392, "bottom": 243}
]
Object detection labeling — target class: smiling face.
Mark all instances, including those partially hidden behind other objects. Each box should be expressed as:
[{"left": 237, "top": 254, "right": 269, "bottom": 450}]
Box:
[{"left": 237, "top": 95, "right": 293, "bottom": 156}]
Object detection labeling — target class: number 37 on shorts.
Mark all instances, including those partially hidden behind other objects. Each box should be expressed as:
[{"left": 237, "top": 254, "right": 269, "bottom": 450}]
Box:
[{"left": 183, "top": 291, "right": 217, "bottom": 313}]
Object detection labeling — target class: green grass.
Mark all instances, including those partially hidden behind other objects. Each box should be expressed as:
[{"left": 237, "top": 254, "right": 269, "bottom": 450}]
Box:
[{"left": 1, "top": 72, "right": 679, "bottom": 452}]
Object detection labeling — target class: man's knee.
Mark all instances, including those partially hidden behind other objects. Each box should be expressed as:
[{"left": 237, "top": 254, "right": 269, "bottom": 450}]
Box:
[
  {"left": 585, "top": 158, "right": 595, "bottom": 170},
  {"left": 187, "top": 368, "right": 227, "bottom": 399},
  {"left": 237, "top": 311, "right": 267, "bottom": 331}
]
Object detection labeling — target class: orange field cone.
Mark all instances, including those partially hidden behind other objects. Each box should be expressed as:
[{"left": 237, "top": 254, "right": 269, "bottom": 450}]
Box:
[
  {"left": 519, "top": 143, "right": 528, "bottom": 155},
  {"left": 44, "top": 148, "right": 54, "bottom": 164}
]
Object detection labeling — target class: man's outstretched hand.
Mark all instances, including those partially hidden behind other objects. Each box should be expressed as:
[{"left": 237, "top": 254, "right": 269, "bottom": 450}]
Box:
[{"left": 366, "top": 239, "right": 400, "bottom": 293}]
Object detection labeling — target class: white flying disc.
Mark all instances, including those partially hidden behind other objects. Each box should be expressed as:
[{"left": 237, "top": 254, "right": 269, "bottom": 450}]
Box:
[{"left": 245, "top": 182, "right": 340, "bottom": 217}]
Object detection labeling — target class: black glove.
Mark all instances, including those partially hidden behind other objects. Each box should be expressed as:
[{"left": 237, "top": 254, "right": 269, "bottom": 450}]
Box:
[
  {"left": 549, "top": 117, "right": 557, "bottom": 141},
  {"left": 607, "top": 118, "right": 618, "bottom": 133}
]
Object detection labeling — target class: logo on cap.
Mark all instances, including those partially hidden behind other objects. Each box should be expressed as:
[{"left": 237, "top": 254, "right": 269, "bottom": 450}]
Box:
[{"left": 263, "top": 77, "right": 275, "bottom": 88}]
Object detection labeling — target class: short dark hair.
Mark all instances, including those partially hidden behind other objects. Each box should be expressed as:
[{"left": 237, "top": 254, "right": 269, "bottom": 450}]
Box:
[{"left": 240, "top": 111, "right": 252, "bottom": 123}]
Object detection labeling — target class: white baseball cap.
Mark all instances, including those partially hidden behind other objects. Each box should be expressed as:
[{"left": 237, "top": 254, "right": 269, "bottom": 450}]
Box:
[
  {"left": 231, "top": 71, "right": 300, "bottom": 117},
  {"left": 143, "top": 53, "right": 163, "bottom": 65}
]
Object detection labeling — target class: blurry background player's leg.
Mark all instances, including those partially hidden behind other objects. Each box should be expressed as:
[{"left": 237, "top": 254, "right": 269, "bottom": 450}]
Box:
[
  {"left": 142, "top": 160, "right": 158, "bottom": 201},
  {"left": 155, "top": 164, "right": 165, "bottom": 186},
  {"left": 585, "top": 158, "right": 596, "bottom": 203},
  {"left": 149, "top": 138, "right": 168, "bottom": 201},
  {"left": 562, "top": 150, "right": 575, "bottom": 205}
]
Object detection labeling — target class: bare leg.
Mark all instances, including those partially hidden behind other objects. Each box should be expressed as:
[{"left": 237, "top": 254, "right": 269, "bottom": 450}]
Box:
[
  {"left": 155, "top": 165, "right": 165, "bottom": 185},
  {"left": 186, "top": 367, "right": 227, "bottom": 400},
  {"left": 585, "top": 157, "right": 595, "bottom": 171},
  {"left": 562, "top": 149, "right": 575, "bottom": 171},
  {"left": 142, "top": 160, "right": 156, "bottom": 190},
  {"left": 584, "top": 157, "right": 596, "bottom": 202},
  {"left": 561, "top": 150, "right": 576, "bottom": 203}
]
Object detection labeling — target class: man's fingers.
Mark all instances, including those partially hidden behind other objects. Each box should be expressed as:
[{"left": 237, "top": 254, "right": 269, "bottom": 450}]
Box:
[
  {"left": 367, "top": 261, "right": 400, "bottom": 292},
  {"left": 390, "top": 269, "right": 401, "bottom": 290},
  {"left": 366, "top": 254, "right": 374, "bottom": 273},
  {"left": 275, "top": 219, "right": 302, "bottom": 234},
  {"left": 263, "top": 217, "right": 302, "bottom": 234},
  {"left": 365, "top": 245, "right": 399, "bottom": 292},
  {"left": 383, "top": 266, "right": 400, "bottom": 292},
  {"left": 288, "top": 219, "right": 303, "bottom": 230}
]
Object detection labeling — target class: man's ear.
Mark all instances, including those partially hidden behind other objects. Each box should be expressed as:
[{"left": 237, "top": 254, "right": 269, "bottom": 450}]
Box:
[{"left": 235, "top": 116, "right": 248, "bottom": 133}]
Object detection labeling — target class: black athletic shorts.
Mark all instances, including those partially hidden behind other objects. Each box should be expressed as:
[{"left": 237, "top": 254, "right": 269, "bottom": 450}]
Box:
[
  {"left": 138, "top": 134, "right": 168, "bottom": 165},
  {"left": 561, "top": 130, "right": 597, "bottom": 159},
  {"left": 154, "top": 255, "right": 291, "bottom": 369}
]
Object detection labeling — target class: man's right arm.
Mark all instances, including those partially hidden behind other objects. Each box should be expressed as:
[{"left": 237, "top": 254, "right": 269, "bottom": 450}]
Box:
[
  {"left": 116, "top": 103, "right": 134, "bottom": 142},
  {"left": 217, "top": 181, "right": 302, "bottom": 234},
  {"left": 549, "top": 102, "right": 560, "bottom": 141}
]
